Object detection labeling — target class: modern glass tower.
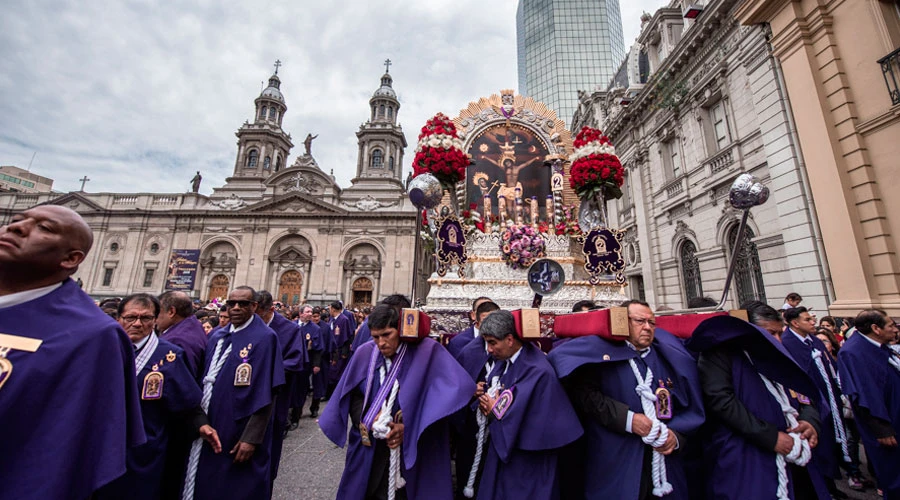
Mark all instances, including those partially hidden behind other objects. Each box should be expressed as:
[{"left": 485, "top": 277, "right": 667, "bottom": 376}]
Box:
[{"left": 516, "top": 0, "right": 626, "bottom": 125}]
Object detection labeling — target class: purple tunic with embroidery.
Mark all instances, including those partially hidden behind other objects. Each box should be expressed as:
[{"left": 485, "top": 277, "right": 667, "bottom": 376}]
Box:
[
  {"left": 319, "top": 339, "right": 475, "bottom": 500},
  {"left": 838, "top": 332, "right": 900, "bottom": 498},
  {"left": 95, "top": 339, "right": 201, "bottom": 500},
  {"left": 0, "top": 279, "right": 145, "bottom": 500},
  {"left": 548, "top": 329, "right": 705, "bottom": 500},
  {"left": 160, "top": 315, "right": 208, "bottom": 377},
  {"left": 193, "top": 315, "right": 285, "bottom": 500},
  {"left": 477, "top": 343, "right": 583, "bottom": 500}
]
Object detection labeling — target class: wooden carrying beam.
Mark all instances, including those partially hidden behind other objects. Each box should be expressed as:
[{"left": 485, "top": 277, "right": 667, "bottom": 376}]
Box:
[
  {"left": 554, "top": 308, "right": 748, "bottom": 340},
  {"left": 510, "top": 308, "right": 543, "bottom": 340}
]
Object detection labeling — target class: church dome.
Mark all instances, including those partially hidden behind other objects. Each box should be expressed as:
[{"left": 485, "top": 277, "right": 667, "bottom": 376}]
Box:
[
  {"left": 373, "top": 73, "right": 396, "bottom": 99},
  {"left": 260, "top": 74, "right": 284, "bottom": 102}
]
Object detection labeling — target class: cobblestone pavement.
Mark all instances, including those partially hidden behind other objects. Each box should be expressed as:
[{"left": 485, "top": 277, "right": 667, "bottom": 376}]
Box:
[{"left": 272, "top": 401, "right": 883, "bottom": 500}]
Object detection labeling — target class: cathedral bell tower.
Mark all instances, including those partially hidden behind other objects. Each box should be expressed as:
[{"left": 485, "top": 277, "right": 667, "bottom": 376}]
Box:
[
  {"left": 232, "top": 60, "right": 294, "bottom": 180},
  {"left": 345, "top": 60, "right": 407, "bottom": 196}
]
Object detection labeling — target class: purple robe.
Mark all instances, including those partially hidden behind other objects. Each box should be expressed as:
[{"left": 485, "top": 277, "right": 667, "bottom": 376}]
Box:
[
  {"left": 477, "top": 343, "right": 583, "bottom": 500},
  {"left": 549, "top": 329, "right": 705, "bottom": 500},
  {"left": 781, "top": 329, "right": 841, "bottom": 478},
  {"left": 331, "top": 312, "right": 352, "bottom": 347},
  {"left": 350, "top": 318, "right": 370, "bottom": 352},
  {"left": 446, "top": 325, "right": 475, "bottom": 358},
  {"left": 319, "top": 338, "right": 476, "bottom": 500},
  {"left": 160, "top": 315, "right": 208, "bottom": 377},
  {"left": 0, "top": 279, "right": 145, "bottom": 500},
  {"left": 686, "top": 315, "right": 829, "bottom": 500},
  {"left": 267, "top": 312, "right": 308, "bottom": 481},
  {"left": 452, "top": 335, "right": 491, "bottom": 495},
  {"left": 96, "top": 339, "right": 201, "bottom": 500},
  {"left": 193, "top": 315, "right": 285, "bottom": 500},
  {"left": 308, "top": 321, "right": 330, "bottom": 399},
  {"left": 838, "top": 332, "right": 900, "bottom": 498}
]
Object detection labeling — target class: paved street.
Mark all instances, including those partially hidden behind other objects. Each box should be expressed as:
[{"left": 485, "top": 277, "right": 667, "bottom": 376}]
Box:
[{"left": 272, "top": 400, "right": 882, "bottom": 500}]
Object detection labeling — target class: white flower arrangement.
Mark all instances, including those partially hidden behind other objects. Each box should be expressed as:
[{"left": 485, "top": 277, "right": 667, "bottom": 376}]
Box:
[{"left": 569, "top": 141, "right": 617, "bottom": 163}]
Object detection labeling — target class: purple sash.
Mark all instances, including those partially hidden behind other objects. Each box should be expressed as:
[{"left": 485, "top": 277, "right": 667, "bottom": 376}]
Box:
[{"left": 361, "top": 343, "right": 407, "bottom": 430}]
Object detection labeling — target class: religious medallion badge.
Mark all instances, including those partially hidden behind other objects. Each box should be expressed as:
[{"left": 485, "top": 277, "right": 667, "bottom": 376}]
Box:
[
  {"left": 0, "top": 334, "right": 43, "bottom": 392},
  {"left": 142, "top": 365, "right": 164, "bottom": 400},
  {"left": 655, "top": 380, "right": 672, "bottom": 420},
  {"left": 433, "top": 212, "right": 467, "bottom": 278},
  {"left": 0, "top": 348, "right": 13, "bottom": 392},
  {"left": 579, "top": 227, "right": 626, "bottom": 285},
  {"left": 491, "top": 386, "right": 516, "bottom": 420},
  {"left": 234, "top": 344, "right": 253, "bottom": 387},
  {"left": 166, "top": 350, "right": 176, "bottom": 363}
]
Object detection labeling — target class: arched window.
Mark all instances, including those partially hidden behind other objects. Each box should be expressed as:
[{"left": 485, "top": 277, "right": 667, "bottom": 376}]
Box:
[
  {"left": 372, "top": 105, "right": 376, "bottom": 120},
  {"left": 379, "top": 104, "right": 385, "bottom": 116},
  {"left": 275, "top": 157, "right": 283, "bottom": 172},
  {"left": 259, "top": 106, "right": 267, "bottom": 120},
  {"left": 246, "top": 149, "right": 259, "bottom": 168},
  {"left": 263, "top": 156, "right": 271, "bottom": 170},
  {"left": 268, "top": 107, "right": 276, "bottom": 120},
  {"left": 389, "top": 156, "right": 395, "bottom": 171},
  {"left": 388, "top": 106, "right": 393, "bottom": 118},
  {"left": 371, "top": 149, "right": 383, "bottom": 168},
  {"left": 728, "top": 226, "right": 767, "bottom": 305},
  {"left": 680, "top": 240, "right": 703, "bottom": 306}
]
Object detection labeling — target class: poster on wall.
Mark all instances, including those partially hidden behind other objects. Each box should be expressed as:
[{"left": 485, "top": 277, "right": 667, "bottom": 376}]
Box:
[{"left": 164, "top": 249, "right": 201, "bottom": 291}]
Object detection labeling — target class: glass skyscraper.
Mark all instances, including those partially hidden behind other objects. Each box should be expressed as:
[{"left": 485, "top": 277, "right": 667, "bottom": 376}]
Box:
[{"left": 516, "top": 0, "right": 626, "bottom": 125}]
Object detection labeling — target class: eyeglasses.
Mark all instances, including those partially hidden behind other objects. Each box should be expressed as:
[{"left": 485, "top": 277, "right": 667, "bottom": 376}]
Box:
[
  {"left": 121, "top": 315, "right": 156, "bottom": 324},
  {"left": 629, "top": 316, "right": 657, "bottom": 328},
  {"left": 225, "top": 300, "right": 255, "bottom": 308}
]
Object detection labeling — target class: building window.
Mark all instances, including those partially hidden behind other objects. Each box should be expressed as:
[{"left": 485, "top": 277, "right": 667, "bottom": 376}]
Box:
[
  {"left": 268, "top": 107, "right": 276, "bottom": 120},
  {"left": 371, "top": 149, "right": 384, "bottom": 168},
  {"left": 247, "top": 150, "right": 259, "bottom": 168},
  {"left": 102, "top": 268, "right": 114, "bottom": 287},
  {"left": 680, "top": 240, "right": 703, "bottom": 306},
  {"left": 259, "top": 106, "right": 267, "bottom": 120},
  {"left": 728, "top": 226, "right": 767, "bottom": 306},
  {"left": 275, "top": 157, "right": 282, "bottom": 172},
  {"left": 149, "top": 243, "right": 160, "bottom": 254},
  {"left": 388, "top": 106, "right": 393, "bottom": 118},
  {"left": 710, "top": 101, "right": 730, "bottom": 151},
  {"left": 143, "top": 268, "right": 155, "bottom": 288},
  {"left": 379, "top": 104, "right": 385, "bottom": 117},
  {"left": 389, "top": 156, "right": 395, "bottom": 171},
  {"left": 263, "top": 156, "right": 271, "bottom": 170},
  {"left": 663, "top": 139, "right": 681, "bottom": 179},
  {"left": 109, "top": 242, "right": 119, "bottom": 253}
]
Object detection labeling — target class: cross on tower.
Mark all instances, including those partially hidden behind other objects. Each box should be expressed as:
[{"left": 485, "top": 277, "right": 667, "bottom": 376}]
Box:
[
  {"left": 78, "top": 176, "right": 90, "bottom": 191},
  {"left": 274, "top": 59, "right": 282, "bottom": 74},
  {"left": 384, "top": 58, "right": 392, "bottom": 73}
]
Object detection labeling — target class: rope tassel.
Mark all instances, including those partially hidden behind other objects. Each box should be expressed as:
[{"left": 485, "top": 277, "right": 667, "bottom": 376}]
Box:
[
  {"left": 629, "top": 359, "right": 673, "bottom": 497},
  {"left": 464, "top": 376, "right": 501, "bottom": 498},
  {"left": 371, "top": 379, "right": 404, "bottom": 500},
  {"left": 811, "top": 350, "right": 850, "bottom": 462}
]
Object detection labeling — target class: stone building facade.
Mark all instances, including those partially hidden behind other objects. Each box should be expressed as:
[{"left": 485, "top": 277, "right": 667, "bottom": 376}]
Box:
[
  {"left": 0, "top": 68, "right": 419, "bottom": 307},
  {"left": 571, "top": 0, "right": 833, "bottom": 312}
]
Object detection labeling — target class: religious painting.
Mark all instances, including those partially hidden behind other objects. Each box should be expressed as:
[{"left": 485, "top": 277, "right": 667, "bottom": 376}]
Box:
[
  {"left": 141, "top": 371, "right": 164, "bottom": 400},
  {"left": 434, "top": 212, "right": 467, "bottom": 278},
  {"left": 581, "top": 228, "right": 626, "bottom": 285},
  {"left": 466, "top": 123, "right": 551, "bottom": 219},
  {"left": 164, "top": 249, "right": 201, "bottom": 291}
]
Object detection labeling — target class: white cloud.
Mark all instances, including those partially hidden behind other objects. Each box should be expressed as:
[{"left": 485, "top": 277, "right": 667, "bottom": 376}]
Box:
[{"left": 0, "top": 0, "right": 668, "bottom": 194}]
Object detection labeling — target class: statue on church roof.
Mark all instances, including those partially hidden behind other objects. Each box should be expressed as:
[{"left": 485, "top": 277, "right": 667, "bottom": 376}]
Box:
[
  {"left": 191, "top": 171, "right": 202, "bottom": 193},
  {"left": 304, "top": 133, "right": 318, "bottom": 156}
]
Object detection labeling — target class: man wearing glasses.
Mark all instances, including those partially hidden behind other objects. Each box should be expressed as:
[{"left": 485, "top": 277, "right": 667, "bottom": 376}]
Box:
[
  {"left": 183, "top": 286, "right": 285, "bottom": 500},
  {"left": 549, "top": 300, "right": 704, "bottom": 499},
  {"left": 95, "top": 293, "right": 221, "bottom": 500}
]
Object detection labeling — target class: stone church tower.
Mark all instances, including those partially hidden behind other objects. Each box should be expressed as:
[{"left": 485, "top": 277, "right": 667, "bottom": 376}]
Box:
[{"left": 343, "top": 60, "right": 408, "bottom": 201}]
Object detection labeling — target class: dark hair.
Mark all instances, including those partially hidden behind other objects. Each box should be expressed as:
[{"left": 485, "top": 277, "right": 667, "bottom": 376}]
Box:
[
  {"left": 102, "top": 307, "right": 119, "bottom": 319},
  {"left": 475, "top": 301, "right": 501, "bottom": 319},
  {"left": 204, "top": 317, "right": 219, "bottom": 330},
  {"left": 219, "top": 305, "right": 228, "bottom": 313},
  {"left": 256, "top": 290, "right": 274, "bottom": 310},
  {"left": 159, "top": 290, "right": 193, "bottom": 318},
  {"left": 381, "top": 294, "right": 412, "bottom": 310},
  {"left": 742, "top": 300, "right": 782, "bottom": 326},
  {"left": 234, "top": 285, "right": 256, "bottom": 297},
  {"left": 194, "top": 310, "right": 210, "bottom": 320},
  {"left": 118, "top": 293, "right": 161, "bottom": 318},
  {"left": 368, "top": 304, "right": 400, "bottom": 331},
  {"left": 819, "top": 315, "right": 837, "bottom": 327},
  {"left": 99, "top": 297, "right": 121, "bottom": 309},
  {"left": 572, "top": 300, "right": 596, "bottom": 312},
  {"left": 786, "top": 293, "right": 802, "bottom": 302},
  {"left": 816, "top": 328, "right": 840, "bottom": 351},
  {"left": 480, "top": 310, "right": 518, "bottom": 341},
  {"left": 330, "top": 301, "right": 343, "bottom": 311},
  {"left": 687, "top": 296, "right": 717, "bottom": 308},
  {"left": 782, "top": 306, "right": 808, "bottom": 324},
  {"left": 318, "top": 311, "right": 329, "bottom": 322},
  {"left": 621, "top": 299, "right": 651, "bottom": 310},
  {"left": 854, "top": 309, "right": 888, "bottom": 335},
  {"left": 472, "top": 296, "right": 492, "bottom": 311}
]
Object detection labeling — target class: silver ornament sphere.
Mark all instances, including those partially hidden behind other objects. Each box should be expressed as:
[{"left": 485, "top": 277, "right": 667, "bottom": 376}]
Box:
[
  {"left": 729, "top": 173, "right": 769, "bottom": 209},
  {"left": 408, "top": 173, "right": 443, "bottom": 210}
]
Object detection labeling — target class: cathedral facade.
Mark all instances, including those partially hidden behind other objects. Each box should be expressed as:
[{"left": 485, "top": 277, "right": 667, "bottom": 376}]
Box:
[{"left": 0, "top": 68, "right": 419, "bottom": 307}]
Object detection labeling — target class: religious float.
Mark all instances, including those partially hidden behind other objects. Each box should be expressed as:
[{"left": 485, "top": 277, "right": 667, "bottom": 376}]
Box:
[{"left": 407, "top": 90, "right": 773, "bottom": 339}]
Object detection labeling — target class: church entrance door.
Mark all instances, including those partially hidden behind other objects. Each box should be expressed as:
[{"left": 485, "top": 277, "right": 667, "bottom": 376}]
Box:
[
  {"left": 208, "top": 274, "right": 229, "bottom": 302},
  {"left": 279, "top": 270, "right": 303, "bottom": 305},
  {"left": 351, "top": 277, "right": 374, "bottom": 308}
]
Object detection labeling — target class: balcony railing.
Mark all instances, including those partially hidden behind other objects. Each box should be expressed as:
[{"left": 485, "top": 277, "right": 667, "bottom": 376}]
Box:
[{"left": 878, "top": 47, "right": 900, "bottom": 106}]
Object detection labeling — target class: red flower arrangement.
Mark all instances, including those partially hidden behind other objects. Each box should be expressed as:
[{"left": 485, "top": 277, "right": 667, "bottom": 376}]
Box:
[
  {"left": 412, "top": 113, "right": 470, "bottom": 188},
  {"left": 569, "top": 127, "right": 625, "bottom": 200}
]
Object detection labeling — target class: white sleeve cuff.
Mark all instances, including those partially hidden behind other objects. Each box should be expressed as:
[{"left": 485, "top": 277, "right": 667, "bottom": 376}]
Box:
[{"left": 625, "top": 410, "right": 635, "bottom": 433}]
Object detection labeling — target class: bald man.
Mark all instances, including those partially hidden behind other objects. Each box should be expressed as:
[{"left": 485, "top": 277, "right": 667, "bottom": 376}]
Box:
[{"left": 0, "top": 205, "right": 145, "bottom": 500}]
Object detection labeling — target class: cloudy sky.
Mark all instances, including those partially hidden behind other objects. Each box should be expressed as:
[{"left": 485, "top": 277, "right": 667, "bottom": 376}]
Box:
[{"left": 0, "top": 0, "right": 666, "bottom": 195}]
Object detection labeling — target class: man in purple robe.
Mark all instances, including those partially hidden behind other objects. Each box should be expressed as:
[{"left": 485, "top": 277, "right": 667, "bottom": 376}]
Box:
[
  {"left": 686, "top": 314, "right": 830, "bottom": 499},
  {"left": 291, "top": 304, "right": 321, "bottom": 422},
  {"left": 446, "top": 296, "right": 492, "bottom": 358},
  {"left": 352, "top": 295, "right": 411, "bottom": 352},
  {"left": 0, "top": 205, "right": 145, "bottom": 500},
  {"left": 782, "top": 306, "right": 848, "bottom": 497},
  {"left": 548, "top": 300, "right": 705, "bottom": 500},
  {"left": 310, "top": 307, "right": 333, "bottom": 416},
  {"left": 158, "top": 290, "right": 209, "bottom": 377},
  {"left": 329, "top": 300, "right": 353, "bottom": 391},
  {"left": 473, "top": 310, "right": 583, "bottom": 500},
  {"left": 96, "top": 293, "right": 222, "bottom": 500},
  {"left": 257, "top": 290, "right": 307, "bottom": 482},
  {"left": 838, "top": 309, "right": 900, "bottom": 499},
  {"left": 319, "top": 304, "right": 475, "bottom": 500},
  {"left": 182, "top": 286, "right": 285, "bottom": 500}
]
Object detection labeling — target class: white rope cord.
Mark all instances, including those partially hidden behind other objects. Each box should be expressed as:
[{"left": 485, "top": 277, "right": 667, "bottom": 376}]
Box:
[
  {"left": 182, "top": 338, "right": 232, "bottom": 500},
  {"left": 371, "top": 377, "right": 404, "bottom": 500},
  {"left": 464, "top": 374, "right": 501, "bottom": 498},
  {"left": 811, "top": 349, "right": 850, "bottom": 462},
  {"left": 628, "top": 359, "right": 673, "bottom": 497}
]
